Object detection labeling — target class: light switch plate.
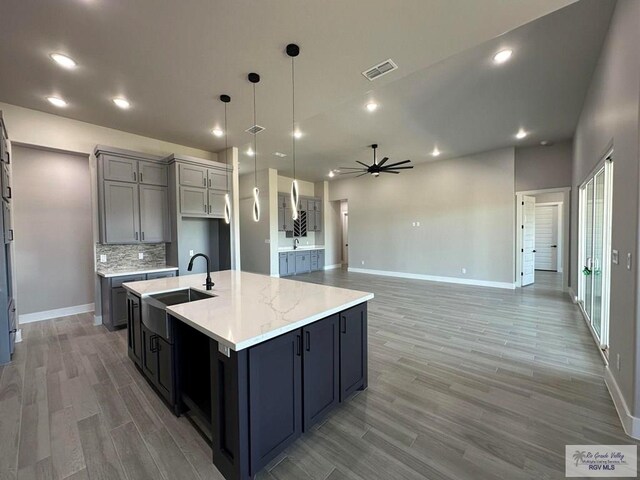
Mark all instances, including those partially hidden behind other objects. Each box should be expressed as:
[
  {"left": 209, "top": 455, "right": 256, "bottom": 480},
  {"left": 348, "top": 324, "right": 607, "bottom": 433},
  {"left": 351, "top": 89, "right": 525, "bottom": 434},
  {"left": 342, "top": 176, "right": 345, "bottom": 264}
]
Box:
[
  {"left": 100, "top": 255, "right": 107, "bottom": 263},
  {"left": 138, "top": 252, "right": 144, "bottom": 260},
  {"left": 189, "top": 250, "right": 194, "bottom": 256},
  {"left": 612, "top": 249, "right": 619, "bottom": 265}
]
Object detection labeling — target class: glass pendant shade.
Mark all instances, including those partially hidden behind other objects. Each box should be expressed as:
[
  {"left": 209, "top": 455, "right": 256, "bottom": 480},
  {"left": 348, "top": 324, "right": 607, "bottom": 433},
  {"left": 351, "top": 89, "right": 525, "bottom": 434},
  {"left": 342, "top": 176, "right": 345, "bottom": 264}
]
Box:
[
  {"left": 252, "top": 187, "right": 261, "bottom": 222},
  {"left": 224, "top": 192, "right": 231, "bottom": 224},
  {"left": 290, "top": 179, "right": 299, "bottom": 220}
]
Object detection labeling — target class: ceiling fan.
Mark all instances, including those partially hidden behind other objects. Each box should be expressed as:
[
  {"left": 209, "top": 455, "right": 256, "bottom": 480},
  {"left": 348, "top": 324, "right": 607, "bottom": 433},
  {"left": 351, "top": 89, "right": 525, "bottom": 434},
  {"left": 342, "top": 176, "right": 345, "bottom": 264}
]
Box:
[{"left": 339, "top": 144, "right": 413, "bottom": 178}]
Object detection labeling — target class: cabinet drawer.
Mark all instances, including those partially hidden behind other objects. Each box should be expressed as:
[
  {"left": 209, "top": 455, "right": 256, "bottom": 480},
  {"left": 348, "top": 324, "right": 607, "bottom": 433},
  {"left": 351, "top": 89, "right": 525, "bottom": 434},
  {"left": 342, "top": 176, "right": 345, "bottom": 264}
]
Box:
[
  {"left": 139, "top": 161, "right": 168, "bottom": 186},
  {"left": 111, "top": 274, "right": 146, "bottom": 288},
  {"left": 179, "top": 164, "right": 208, "bottom": 187},
  {"left": 103, "top": 155, "right": 138, "bottom": 183},
  {"left": 146, "top": 271, "right": 176, "bottom": 280}
]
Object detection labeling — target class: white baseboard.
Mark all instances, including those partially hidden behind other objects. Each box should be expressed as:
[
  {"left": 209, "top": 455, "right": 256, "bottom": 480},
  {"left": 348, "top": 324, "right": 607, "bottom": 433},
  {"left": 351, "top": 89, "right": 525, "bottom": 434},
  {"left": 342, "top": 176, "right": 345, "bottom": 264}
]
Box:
[
  {"left": 604, "top": 367, "right": 640, "bottom": 439},
  {"left": 568, "top": 287, "right": 578, "bottom": 303},
  {"left": 347, "top": 267, "right": 516, "bottom": 290},
  {"left": 94, "top": 314, "right": 102, "bottom": 326},
  {"left": 15, "top": 329, "right": 22, "bottom": 343},
  {"left": 324, "top": 264, "right": 342, "bottom": 271},
  {"left": 19, "top": 303, "right": 95, "bottom": 324}
]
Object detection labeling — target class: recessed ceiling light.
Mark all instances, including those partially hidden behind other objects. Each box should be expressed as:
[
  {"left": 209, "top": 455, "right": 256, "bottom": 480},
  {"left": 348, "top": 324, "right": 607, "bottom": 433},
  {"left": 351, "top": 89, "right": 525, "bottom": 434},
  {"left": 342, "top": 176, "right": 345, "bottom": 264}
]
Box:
[
  {"left": 211, "top": 127, "right": 224, "bottom": 137},
  {"left": 46, "top": 96, "right": 67, "bottom": 107},
  {"left": 493, "top": 49, "right": 513, "bottom": 64},
  {"left": 293, "top": 130, "right": 303, "bottom": 139},
  {"left": 273, "top": 152, "right": 287, "bottom": 157},
  {"left": 516, "top": 128, "right": 527, "bottom": 139},
  {"left": 246, "top": 148, "right": 255, "bottom": 156},
  {"left": 540, "top": 140, "right": 553, "bottom": 146},
  {"left": 112, "top": 97, "right": 131, "bottom": 109},
  {"left": 328, "top": 170, "right": 335, "bottom": 178},
  {"left": 431, "top": 147, "right": 441, "bottom": 157},
  {"left": 366, "top": 102, "right": 379, "bottom": 112},
  {"left": 49, "top": 53, "right": 77, "bottom": 69}
]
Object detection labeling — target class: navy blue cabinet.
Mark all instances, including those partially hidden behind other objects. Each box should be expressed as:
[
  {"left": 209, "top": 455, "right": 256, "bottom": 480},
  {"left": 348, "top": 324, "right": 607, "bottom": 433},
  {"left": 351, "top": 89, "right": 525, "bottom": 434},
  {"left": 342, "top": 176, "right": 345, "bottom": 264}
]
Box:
[
  {"left": 248, "top": 330, "right": 302, "bottom": 474},
  {"left": 127, "top": 293, "right": 142, "bottom": 366},
  {"left": 302, "top": 314, "right": 339, "bottom": 430},
  {"left": 340, "top": 303, "right": 368, "bottom": 400}
]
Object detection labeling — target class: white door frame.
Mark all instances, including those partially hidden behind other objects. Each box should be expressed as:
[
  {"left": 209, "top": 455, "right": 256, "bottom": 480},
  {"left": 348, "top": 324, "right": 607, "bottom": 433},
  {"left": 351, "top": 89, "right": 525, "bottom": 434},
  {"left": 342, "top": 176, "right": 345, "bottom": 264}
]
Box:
[
  {"left": 535, "top": 202, "right": 563, "bottom": 272},
  {"left": 515, "top": 187, "right": 571, "bottom": 290}
]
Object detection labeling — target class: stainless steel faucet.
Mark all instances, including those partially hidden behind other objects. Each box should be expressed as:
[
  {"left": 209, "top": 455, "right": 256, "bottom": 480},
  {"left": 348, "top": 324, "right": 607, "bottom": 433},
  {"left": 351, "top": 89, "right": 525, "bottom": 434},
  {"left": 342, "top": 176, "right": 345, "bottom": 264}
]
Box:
[{"left": 294, "top": 238, "right": 299, "bottom": 250}]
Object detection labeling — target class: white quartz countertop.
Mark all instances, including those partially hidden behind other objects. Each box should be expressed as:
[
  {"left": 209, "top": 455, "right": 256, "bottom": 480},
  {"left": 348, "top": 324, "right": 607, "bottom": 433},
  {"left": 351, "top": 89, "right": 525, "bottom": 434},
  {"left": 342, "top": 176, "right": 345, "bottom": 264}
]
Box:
[
  {"left": 122, "top": 270, "right": 373, "bottom": 351},
  {"left": 96, "top": 266, "right": 179, "bottom": 278},
  {"left": 277, "top": 245, "right": 325, "bottom": 252}
]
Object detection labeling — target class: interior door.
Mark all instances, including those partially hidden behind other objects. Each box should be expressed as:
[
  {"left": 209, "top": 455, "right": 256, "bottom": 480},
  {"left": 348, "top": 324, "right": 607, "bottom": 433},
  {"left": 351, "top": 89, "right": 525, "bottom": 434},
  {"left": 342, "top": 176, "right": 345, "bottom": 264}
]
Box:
[
  {"left": 534, "top": 205, "right": 558, "bottom": 271},
  {"left": 521, "top": 195, "right": 536, "bottom": 286}
]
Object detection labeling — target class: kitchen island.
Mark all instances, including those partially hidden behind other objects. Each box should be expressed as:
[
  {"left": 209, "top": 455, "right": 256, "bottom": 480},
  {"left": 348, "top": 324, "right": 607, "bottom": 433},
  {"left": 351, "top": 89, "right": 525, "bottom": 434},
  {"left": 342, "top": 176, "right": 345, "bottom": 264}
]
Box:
[{"left": 123, "top": 270, "right": 373, "bottom": 480}]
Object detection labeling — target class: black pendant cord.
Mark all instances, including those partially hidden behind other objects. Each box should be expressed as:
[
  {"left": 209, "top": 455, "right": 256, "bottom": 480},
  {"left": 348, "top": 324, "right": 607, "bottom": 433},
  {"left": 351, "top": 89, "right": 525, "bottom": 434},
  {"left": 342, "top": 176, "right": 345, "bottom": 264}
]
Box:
[
  {"left": 253, "top": 82, "right": 258, "bottom": 188},
  {"left": 291, "top": 56, "right": 296, "bottom": 181},
  {"left": 224, "top": 101, "right": 229, "bottom": 191}
]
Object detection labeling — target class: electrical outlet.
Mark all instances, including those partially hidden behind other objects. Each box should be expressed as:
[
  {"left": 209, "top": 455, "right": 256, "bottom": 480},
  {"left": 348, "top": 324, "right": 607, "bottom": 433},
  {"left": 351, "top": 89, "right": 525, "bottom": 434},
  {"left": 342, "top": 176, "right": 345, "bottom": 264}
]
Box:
[
  {"left": 138, "top": 252, "right": 144, "bottom": 260},
  {"left": 189, "top": 250, "right": 194, "bottom": 256},
  {"left": 462, "top": 268, "right": 467, "bottom": 274},
  {"left": 416, "top": 221, "right": 420, "bottom": 227},
  {"left": 361, "top": 260, "right": 365, "bottom": 265},
  {"left": 617, "top": 353, "right": 621, "bottom": 371},
  {"left": 100, "top": 255, "right": 107, "bottom": 263}
]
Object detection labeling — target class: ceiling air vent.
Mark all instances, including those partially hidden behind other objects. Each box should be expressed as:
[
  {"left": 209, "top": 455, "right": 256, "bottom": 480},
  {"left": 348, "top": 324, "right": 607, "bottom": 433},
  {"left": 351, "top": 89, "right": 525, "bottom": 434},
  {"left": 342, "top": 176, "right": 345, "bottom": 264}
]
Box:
[
  {"left": 362, "top": 59, "right": 398, "bottom": 81},
  {"left": 245, "top": 124, "right": 265, "bottom": 135}
]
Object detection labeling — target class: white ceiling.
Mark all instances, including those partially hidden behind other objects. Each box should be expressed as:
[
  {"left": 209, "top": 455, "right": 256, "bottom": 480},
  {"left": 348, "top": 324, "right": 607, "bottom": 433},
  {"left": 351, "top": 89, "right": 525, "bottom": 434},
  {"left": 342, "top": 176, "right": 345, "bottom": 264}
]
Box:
[{"left": 0, "top": 0, "right": 612, "bottom": 180}]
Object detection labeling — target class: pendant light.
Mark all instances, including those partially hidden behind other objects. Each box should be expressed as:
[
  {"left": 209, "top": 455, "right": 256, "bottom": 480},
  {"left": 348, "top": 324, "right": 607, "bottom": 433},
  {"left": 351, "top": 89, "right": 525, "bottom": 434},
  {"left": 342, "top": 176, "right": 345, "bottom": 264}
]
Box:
[
  {"left": 286, "top": 43, "right": 300, "bottom": 221},
  {"left": 248, "top": 72, "right": 261, "bottom": 222},
  {"left": 220, "top": 94, "right": 232, "bottom": 224}
]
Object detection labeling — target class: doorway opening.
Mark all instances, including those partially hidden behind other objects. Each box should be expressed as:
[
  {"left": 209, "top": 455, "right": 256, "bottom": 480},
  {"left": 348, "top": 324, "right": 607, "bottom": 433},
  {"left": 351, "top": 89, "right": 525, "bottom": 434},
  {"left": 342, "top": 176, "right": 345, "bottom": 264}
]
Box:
[
  {"left": 340, "top": 200, "right": 348, "bottom": 267},
  {"left": 578, "top": 153, "right": 613, "bottom": 351},
  {"left": 516, "top": 187, "right": 571, "bottom": 290}
]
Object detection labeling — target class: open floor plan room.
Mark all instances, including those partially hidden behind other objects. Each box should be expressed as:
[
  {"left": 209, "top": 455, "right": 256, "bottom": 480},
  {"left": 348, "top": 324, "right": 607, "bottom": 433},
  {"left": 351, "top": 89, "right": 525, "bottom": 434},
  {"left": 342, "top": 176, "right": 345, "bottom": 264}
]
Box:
[{"left": 2, "top": 0, "right": 640, "bottom": 479}]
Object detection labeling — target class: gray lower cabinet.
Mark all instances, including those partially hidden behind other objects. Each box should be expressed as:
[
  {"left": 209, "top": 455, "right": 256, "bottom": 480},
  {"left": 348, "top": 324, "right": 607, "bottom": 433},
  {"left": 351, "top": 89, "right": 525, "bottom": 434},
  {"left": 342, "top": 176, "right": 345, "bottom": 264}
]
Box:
[
  {"left": 279, "top": 250, "right": 325, "bottom": 276},
  {"left": 103, "top": 181, "right": 140, "bottom": 243},
  {"left": 127, "top": 293, "right": 142, "bottom": 366},
  {"left": 102, "top": 271, "right": 176, "bottom": 330},
  {"left": 339, "top": 303, "right": 368, "bottom": 400},
  {"left": 140, "top": 185, "right": 170, "bottom": 242}
]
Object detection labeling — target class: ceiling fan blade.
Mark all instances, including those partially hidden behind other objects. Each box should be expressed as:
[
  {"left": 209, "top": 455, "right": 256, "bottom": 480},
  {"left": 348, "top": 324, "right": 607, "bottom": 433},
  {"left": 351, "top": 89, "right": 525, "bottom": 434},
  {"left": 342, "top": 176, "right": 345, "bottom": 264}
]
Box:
[
  {"left": 384, "top": 166, "right": 414, "bottom": 170},
  {"left": 355, "top": 172, "right": 368, "bottom": 178},
  {"left": 380, "top": 170, "right": 400, "bottom": 174},
  {"left": 383, "top": 159, "right": 411, "bottom": 168},
  {"left": 339, "top": 170, "right": 367, "bottom": 175},
  {"left": 356, "top": 161, "right": 370, "bottom": 168},
  {"left": 378, "top": 157, "right": 389, "bottom": 167},
  {"left": 338, "top": 166, "right": 366, "bottom": 170}
]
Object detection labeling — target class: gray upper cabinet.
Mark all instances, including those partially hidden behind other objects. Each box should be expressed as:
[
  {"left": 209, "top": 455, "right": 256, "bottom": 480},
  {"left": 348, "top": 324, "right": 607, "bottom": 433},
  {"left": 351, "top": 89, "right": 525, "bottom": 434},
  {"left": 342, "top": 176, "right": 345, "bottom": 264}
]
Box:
[
  {"left": 103, "top": 155, "right": 138, "bottom": 183},
  {"left": 180, "top": 187, "right": 208, "bottom": 215},
  {"left": 207, "top": 169, "right": 227, "bottom": 190},
  {"left": 104, "top": 181, "right": 140, "bottom": 243},
  {"left": 140, "top": 185, "right": 170, "bottom": 242},
  {"left": 208, "top": 190, "right": 226, "bottom": 217},
  {"left": 179, "top": 164, "right": 208, "bottom": 188},
  {"left": 139, "top": 161, "right": 168, "bottom": 186}
]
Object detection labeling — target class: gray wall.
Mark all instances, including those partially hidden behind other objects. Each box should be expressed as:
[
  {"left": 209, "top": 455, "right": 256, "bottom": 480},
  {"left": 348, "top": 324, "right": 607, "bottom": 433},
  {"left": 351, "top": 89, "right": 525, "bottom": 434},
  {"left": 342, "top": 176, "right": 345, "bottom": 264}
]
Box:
[
  {"left": 571, "top": 0, "right": 640, "bottom": 414},
  {"left": 329, "top": 148, "right": 516, "bottom": 284},
  {"left": 13, "top": 146, "right": 94, "bottom": 315},
  {"left": 515, "top": 140, "right": 573, "bottom": 191},
  {"left": 239, "top": 170, "right": 272, "bottom": 275}
]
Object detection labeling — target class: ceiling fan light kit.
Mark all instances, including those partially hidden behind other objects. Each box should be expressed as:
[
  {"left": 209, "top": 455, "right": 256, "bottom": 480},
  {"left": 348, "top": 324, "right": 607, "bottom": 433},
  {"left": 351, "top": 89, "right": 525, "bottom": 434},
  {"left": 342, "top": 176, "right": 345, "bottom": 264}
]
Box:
[{"left": 339, "top": 144, "right": 413, "bottom": 178}]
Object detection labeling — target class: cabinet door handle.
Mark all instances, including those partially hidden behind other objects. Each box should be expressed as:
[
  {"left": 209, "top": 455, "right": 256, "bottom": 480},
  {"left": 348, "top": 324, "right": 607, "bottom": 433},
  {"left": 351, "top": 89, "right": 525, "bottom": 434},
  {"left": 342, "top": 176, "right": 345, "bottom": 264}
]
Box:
[
  {"left": 141, "top": 231, "right": 145, "bottom": 241},
  {"left": 133, "top": 172, "right": 137, "bottom": 182},
  {"left": 135, "top": 231, "right": 139, "bottom": 241},
  {"left": 8, "top": 229, "right": 13, "bottom": 241},
  {"left": 341, "top": 316, "right": 347, "bottom": 334},
  {"left": 305, "top": 331, "right": 310, "bottom": 351},
  {"left": 209, "top": 204, "right": 212, "bottom": 214},
  {"left": 204, "top": 204, "right": 207, "bottom": 213},
  {"left": 140, "top": 172, "right": 143, "bottom": 183},
  {"left": 203, "top": 178, "right": 207, "bottom": 187},
  {"left": 6, "top": 186, "right": 10, "bottom": 199},
  {"left": 208, "top": 178, "right": 211, "bottom": 187},
  {"left": 296, "top": 334, "right": 301, "bottom": 356}
]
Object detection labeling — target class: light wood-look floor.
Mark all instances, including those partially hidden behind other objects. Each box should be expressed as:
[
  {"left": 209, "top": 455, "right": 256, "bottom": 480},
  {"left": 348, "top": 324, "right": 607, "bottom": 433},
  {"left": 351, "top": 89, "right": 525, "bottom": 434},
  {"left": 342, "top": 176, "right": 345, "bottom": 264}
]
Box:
[{"left": 1, "top": 270, "right": 636, "bottom": 480}]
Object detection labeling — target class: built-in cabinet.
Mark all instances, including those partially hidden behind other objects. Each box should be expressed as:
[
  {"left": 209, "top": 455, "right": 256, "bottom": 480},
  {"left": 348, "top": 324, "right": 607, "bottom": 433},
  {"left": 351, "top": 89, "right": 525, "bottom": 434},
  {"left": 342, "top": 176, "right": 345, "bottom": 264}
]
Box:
[
  {"left": 279, "top": 249, "right": 325, "bottom": 276},
  {"left": 277, "top": 193, "right": 322, "bottom": 232},
  {"left": 177, "top": 163, "right": 228, "bottom": 217},
  {"left": 0, "top": 112, "right": 15, "bottom": 364},
  {"left": 97, "top": 147, "right": 171, "bottom": 244},
  {"left": 101, "top": 270, "right": 175, "bottom": 330}
]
